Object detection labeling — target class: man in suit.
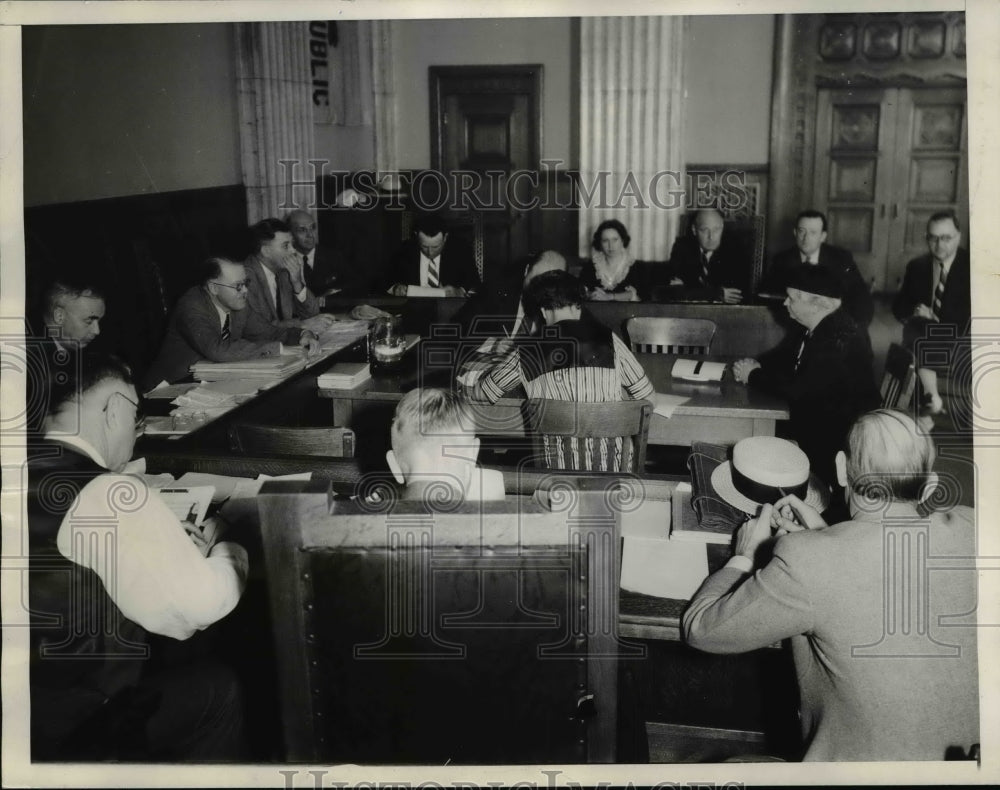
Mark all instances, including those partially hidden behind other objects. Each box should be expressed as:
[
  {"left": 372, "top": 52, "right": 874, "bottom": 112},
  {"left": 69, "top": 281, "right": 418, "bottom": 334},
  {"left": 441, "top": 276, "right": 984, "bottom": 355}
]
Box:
[
  {"left": 285, "top": 209, "right": 364, "bottom": 296},
  {"left": 386, "top": 213, "right": 480, "bottom": 297},
  {"left": 142, "top": 257, "right": 318, "bottom": 390},
  {"left": 243, "top": 218, "right": 335, "bottom": 338},
  {"left": 28, "top": 354, "right": 248, "bottom": 760},
  {"left": 733, "top": 265, "right": 879, "bottom": 488},
  {"left": 683, "top": 408, "right": 978, "bottom": 761},
  {"left": 892, "top": 210, "right": 971, "bottom": 417},
  {"left": 763, "top": 209, "right": 874, "bottom": 329},
  {"left": 667, "top": 208, "right": 750, "bottom": 303}
]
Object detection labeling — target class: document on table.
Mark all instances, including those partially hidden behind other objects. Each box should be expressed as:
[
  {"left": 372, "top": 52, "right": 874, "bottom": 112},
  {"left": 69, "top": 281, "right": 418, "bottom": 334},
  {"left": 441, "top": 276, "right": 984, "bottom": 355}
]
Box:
[
  {"left": 652, "top": 391, "right": 689, "bottom": 418},
  {"left": 620, "top": 536, "right": 709, "bottom": 600}
]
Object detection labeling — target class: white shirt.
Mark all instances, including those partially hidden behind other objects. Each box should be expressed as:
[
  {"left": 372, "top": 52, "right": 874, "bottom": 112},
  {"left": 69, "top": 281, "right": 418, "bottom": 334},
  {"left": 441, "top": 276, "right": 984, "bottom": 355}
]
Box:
[
  {"left": 932, "top": 251, "right": 957, "bottom": 302},
  {"left": 260, "top": 261, "right": 308, "bottom": 308},
  {"left": 214, "top": 301, "right": 228, "bottom": 331},
  {"left": 46, "top": 433, "right": 249, "bottom": 640}
]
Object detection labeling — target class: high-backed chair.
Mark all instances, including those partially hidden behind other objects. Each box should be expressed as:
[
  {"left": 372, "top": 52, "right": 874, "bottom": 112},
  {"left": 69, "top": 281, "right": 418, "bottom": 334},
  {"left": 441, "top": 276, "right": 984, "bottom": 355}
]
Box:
[
  {"left": 228, "top": 424, "right": 355, "bottom": 457},
  {"left": 256, "top": 482, "right": 627, "bottom": 763},
  {"left": 526, "top": 398, "right": 653, "bottom": 473},
  {"left": 625, "top": 317, "right": 717, "bottom": 355},
  {"left": 880, "top": 343, "right": 917, "bottom": 411}
]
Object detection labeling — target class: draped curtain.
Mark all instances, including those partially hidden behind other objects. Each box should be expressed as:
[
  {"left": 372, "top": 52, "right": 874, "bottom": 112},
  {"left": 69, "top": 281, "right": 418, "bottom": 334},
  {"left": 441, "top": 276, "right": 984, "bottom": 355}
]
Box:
[
  {"left": 578, "top": 16, "right": 686, "bottom": 262},
  {"left": 235, "top": 22, "right": 317, "bottom": 223}
]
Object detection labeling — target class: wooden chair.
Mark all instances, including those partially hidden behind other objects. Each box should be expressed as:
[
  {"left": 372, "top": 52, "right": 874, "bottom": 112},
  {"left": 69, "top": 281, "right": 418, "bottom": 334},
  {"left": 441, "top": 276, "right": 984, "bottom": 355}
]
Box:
[
  {"left": 625, "top": 317, "right": 717, "bottom": 355},
  {"left": 526, "top": 398, "right": 653, "bottom": 473},
  {"left": 256, "top": 483, "right": 626, "bottom": 763},
  {"left": 228, "top": 424, "right": 355, "bottom": 457},
  {"left": 880, "top": 343, "right": 917, "bottom": 410}
]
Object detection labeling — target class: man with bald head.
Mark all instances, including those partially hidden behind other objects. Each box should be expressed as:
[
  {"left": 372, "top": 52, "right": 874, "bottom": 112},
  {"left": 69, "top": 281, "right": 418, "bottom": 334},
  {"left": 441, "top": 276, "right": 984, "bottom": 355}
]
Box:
[
  {"left": 667, "top": 208, "right": 750, "bottom": 304},
  {"left": 285, "top": 209, "right": 363, "bottom": 296}
]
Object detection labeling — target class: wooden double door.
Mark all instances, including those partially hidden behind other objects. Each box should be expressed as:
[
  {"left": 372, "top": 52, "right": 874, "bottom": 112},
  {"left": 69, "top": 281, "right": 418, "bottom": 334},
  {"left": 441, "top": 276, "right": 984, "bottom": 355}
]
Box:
[{"left": 813, "top": 87, "right": 968, "bottom": 292}]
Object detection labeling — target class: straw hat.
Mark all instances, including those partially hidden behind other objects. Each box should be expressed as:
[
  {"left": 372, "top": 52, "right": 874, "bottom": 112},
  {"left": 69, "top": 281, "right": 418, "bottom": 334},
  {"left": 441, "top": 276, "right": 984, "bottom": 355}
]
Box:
[{"left": 710, "top": 436, "right": 830, "bottom": 515}]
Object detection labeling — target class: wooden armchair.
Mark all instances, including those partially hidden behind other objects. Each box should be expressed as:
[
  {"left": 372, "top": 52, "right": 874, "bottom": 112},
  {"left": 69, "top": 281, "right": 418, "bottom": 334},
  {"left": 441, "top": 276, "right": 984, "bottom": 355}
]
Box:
[
  {"left": 624, "top": 317, "right": 717, "bottom": 355},
  {"left": 525, "top": 398, "right": 653, "bottom": 473},
  {"left": 228, "top": 424, "right": 355, "bottom": 457},
  {"left": 256, "top": 482, "right": 628, "bottom": 763}
]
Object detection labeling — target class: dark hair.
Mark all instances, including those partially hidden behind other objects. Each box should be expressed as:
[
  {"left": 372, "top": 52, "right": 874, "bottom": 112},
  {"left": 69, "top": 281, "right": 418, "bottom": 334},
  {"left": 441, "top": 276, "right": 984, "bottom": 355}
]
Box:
[
  {"left": 796, "top": 209, "right": 828, "bottom": 232},
  {"left": 413, "top": 213, "right": 448, "bottom": 237},
  {"left": 591, "top": 219, "right": 631, "bottom": 251},
  {"left": 42, "top": 278, "right": 105, "bottom": 323},
  {"left": 525, "top": 270, "right": 584, "bottom": 311},
  {"left": 927, "top": 210, "right": 960, "bottom": 232},
  {"left": 50, "top": 352, "right": 134, "bottom": 411},
  {"left": 198, "top": 256, "right": 238, "bottom": 285},
  {"left": 248, "top": 218, "right": 290, "bottom": 252}
]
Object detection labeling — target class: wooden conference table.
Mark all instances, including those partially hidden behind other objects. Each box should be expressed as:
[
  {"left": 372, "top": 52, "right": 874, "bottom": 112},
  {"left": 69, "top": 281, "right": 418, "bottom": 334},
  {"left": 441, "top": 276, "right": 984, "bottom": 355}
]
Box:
[{"left": 318, "top": 347, "right": 789, "bottom": 447}]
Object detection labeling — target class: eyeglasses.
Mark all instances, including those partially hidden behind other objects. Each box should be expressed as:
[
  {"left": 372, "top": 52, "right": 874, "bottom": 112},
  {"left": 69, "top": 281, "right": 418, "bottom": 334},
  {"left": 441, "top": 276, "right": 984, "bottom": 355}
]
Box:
[
  {"left": 104, "top": 391, "right": 145, "bottom": 432},
  {"left": 926, "top": 234, "right": 956, "bottom": 244},
  {"left": 212, "top": 280, "right": 250, "bottom": 292}
]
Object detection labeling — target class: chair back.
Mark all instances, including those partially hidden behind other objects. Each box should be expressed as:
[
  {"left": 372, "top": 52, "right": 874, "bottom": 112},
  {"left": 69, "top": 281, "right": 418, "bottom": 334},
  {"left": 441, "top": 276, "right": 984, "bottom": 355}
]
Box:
[
  {"left": 880, "top": 343, "right": 917, "bottom": 410},
  {"left": 256, "top": 484, "right": 626, "bottom": 763},
  {"left": 526, "top": 398, "right": 653, "bottom": 473},
  {"left": 228, "top": 424, "right": 355, "bottom": 457},
  {"left": 625, "top": 316, "right": 717, "bottom": 355}
]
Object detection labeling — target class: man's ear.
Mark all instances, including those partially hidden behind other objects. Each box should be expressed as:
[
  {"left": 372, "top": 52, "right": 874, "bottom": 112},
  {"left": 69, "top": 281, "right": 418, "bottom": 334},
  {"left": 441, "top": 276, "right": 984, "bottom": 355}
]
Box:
[
  {"left": 51, "top": 306, "right": 65, "bottom": 326},
  {"left": 468, "top": 436, "right": 481, "bottom": 464},
  {"left": 919, "top": 471, "right": 940, "bottom": 504},
  {"left": 834, "top": 451, "right": 849, "bottom": 488},
  {"left": 819, "top": 230, "right": 828, "bottom": 245},
  {"left": 386, "top": 450, "right": 406, "bottom": 485}
]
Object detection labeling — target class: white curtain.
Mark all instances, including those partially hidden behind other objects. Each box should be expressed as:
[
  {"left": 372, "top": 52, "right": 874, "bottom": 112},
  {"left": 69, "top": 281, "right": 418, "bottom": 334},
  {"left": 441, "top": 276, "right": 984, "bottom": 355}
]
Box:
[
  {"left": 369, "top": 20, "right": 399, "bottom": 177},
  {"left": 578, "top": 16, "right": 686, "bottom": 262},
  {"left": 235, "top": 22, "right": 317, "bottom": 223}
]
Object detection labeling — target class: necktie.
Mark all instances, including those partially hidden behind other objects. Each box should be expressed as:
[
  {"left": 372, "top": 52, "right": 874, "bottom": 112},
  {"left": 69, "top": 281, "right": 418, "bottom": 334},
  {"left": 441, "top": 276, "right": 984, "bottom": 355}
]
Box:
[
  {"left": 700, "top": 252, "right": 710, "bottom": 285},
  {"left": 932, "top": 262, "right": 947, "bottom": 321},
  {"left": 794, "top": 334, "right": 808, "bottom": 371},
  {"left": 428, "top": 256, "right": 440, "bottom": 288},
  {"left": 221, "top": 313, "right": 230, "bottom": 341}
]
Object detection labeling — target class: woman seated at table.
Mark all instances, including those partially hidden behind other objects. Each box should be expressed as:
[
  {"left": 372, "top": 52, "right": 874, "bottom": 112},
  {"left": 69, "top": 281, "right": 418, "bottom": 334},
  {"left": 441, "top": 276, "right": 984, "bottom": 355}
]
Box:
[
  {"left": 580, "top": 220, "right": 653, "bottom": 302},
  {"left": 472, "top": 270, "right": 654, "bottom": 404}
]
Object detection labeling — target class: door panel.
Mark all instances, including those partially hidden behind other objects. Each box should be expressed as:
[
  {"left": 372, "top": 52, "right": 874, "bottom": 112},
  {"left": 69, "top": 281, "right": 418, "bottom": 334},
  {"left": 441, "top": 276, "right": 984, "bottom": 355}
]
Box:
[
  {"left": 815, "top": 87, "right": 967, "bottom": 292},
  {"left": 431, "top": 67, "right": 541, "bottom": 283}
]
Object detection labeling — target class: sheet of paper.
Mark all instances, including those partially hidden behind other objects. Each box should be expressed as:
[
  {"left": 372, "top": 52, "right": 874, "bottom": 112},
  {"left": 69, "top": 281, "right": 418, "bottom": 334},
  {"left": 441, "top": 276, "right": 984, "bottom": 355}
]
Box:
[
  {"left": 652, "top": 392, "right": 689, "bottom": 418},
  {"left": 175, "top": 472, "right": 251, "bottom": 503},
  {"left": 619, "top": 496, "right": 671, "bottom": 539},
  {"left": 620, "top": 536, "right": 709, "bottom": 600},
  {"left": 406, "top": 285, "right": 448, "bottom": 298},
  {"left": 144, "top": 383, "right": 198, "bottom": 399},
  {"left": 672, "top": 359, "right": 727, "bottom": 382}
]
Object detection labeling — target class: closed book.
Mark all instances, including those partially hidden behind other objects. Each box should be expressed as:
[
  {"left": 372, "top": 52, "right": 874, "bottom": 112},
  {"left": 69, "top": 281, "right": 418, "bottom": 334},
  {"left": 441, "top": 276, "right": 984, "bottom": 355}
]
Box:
[
  {"left": 669, "top": 482, "right": 733, "bottom": 545},
  {"left": 318, "top": 361, "right": 372, "bottom": 389}
]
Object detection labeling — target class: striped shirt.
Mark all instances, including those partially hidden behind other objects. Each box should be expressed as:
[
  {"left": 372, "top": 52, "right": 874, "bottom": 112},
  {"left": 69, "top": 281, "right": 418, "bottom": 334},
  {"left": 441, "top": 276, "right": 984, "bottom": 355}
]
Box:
[{"left": 478, "top": 322, "right": 654, "bottom": 404}]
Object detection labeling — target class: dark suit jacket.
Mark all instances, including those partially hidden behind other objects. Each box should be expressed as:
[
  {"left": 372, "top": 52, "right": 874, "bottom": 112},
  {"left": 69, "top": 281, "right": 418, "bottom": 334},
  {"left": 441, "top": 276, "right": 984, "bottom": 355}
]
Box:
[
  {"left": 667, "top": 236, "right": 750, "bottom": 301},
  {"left": 386, "top": 237, "right": 481, "bottom": 292},
  {"left": 748, "top": 309, "right": 879, "bottom": 487},
  {"left": 142, "top": 286, "right": 295, "bottom": 390},
  {"left": 244, "top": 256, "right": 320, "bottom": 330},
  {"left": 303, "top": 244, "right": 365, "bottom": 296},
  {"left": 764, "top": 244, "right": 875, "bottom": 328},
  {"left": 892, "top": 249, "right": 971, "bottom": 334}
]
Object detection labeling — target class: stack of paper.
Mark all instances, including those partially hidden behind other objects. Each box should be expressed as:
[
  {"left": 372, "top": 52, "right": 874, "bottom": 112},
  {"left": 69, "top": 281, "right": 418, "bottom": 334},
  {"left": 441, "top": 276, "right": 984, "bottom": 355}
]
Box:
[
  {"left": 191, "top": 355, "right": 307, "bottom": 382},
  {"left": 317, "top": 361, "right": 372, "bottom": 389},
  {"left": 315, "top": 319, "right": 371, "bottom": 351}
]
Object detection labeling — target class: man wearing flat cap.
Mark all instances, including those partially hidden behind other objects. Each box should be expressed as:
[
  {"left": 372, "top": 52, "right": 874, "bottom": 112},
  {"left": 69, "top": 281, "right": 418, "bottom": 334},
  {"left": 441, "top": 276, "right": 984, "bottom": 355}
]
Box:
[{"left": 733, "top": 265, "right": 879, "bottom": 488}]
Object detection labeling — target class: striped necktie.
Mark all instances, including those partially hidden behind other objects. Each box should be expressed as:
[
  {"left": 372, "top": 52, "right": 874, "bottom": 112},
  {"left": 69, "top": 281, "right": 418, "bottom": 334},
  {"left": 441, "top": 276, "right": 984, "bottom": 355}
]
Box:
[
  {"left": 427, "top": 256, "right": 440, "bottom": 288},
  {"left": 932, "top": 261, "right": 947, "bottom": 321},
  {"left": 700, "top": 251, "right": 710, "bottom": 285},
  {"left": 221, "top": 313, "right": 230, "bottom": 341}
]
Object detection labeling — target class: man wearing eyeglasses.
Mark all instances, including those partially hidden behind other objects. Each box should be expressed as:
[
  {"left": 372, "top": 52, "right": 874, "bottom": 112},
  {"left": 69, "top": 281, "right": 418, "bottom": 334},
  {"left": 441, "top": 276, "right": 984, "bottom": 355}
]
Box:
[
  {"left": 28, "top": 354, "right": 247, "bottom": 760},
  {"left": 892, "top": 210, "right": 971, "bottom": 420},
  {"left": 142, "top": 256, "right": 319, "bottom": 391}
]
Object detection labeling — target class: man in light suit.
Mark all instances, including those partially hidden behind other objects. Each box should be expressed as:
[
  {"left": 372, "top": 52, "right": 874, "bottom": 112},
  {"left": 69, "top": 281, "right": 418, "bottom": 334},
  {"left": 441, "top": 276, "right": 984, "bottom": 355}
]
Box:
[
  {"left": 386, "top": 213, "right": 480, "bottom": 297},
  {"left": 142, "top": 257, "right": 318, "bottom": 391},
  {"left": 285, "top": 209, "right": 364, "bottom": 296},
  {"left": 763, "top": 209, "right": 874, "bottom": 329},
  {"left": 892, "top": 210, "right": 971, "bottom": 418},
  {"left": 243, "top": 218, "right": 335, "bottom": 337},
  {"left": 683, "top": 408, "right": 978, "bottom": 761}
]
